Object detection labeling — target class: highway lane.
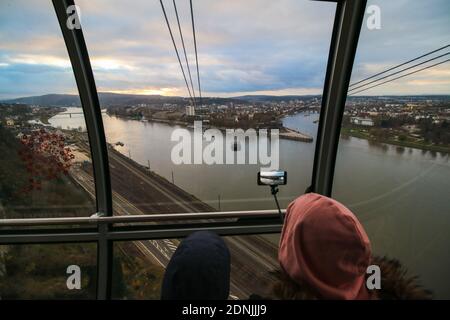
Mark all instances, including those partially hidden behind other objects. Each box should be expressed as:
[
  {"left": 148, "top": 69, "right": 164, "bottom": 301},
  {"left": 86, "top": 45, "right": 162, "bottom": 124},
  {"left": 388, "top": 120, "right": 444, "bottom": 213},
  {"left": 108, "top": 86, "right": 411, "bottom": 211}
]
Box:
[{"left": 71, "top": 168, "right": 174, "bottom": 267}]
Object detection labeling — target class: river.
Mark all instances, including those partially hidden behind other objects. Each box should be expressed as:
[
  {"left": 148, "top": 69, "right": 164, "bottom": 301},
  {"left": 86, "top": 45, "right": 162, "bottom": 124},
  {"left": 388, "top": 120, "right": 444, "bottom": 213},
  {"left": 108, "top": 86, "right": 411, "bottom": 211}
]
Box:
[{"left": 49, "top": 107, "right": 450, "bottom": 298}]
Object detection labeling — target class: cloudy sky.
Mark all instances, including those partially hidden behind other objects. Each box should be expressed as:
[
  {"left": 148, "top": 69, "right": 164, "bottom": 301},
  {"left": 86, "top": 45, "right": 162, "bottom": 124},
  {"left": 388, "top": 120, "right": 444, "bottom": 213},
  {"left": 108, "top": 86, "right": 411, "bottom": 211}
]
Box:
[{"left": 0, "top": 0, "right": 449, "bottom": 100}]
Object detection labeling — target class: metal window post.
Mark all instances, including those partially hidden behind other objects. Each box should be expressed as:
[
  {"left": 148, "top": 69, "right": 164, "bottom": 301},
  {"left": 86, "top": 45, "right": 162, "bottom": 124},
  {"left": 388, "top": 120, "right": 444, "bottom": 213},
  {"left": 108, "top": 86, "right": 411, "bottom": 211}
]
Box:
[
  {"left": 52, "top": 0, "right": 113, "bottom": 300},
  {"left": 311, "top": 0, "right": 367, "bottom": 196}
]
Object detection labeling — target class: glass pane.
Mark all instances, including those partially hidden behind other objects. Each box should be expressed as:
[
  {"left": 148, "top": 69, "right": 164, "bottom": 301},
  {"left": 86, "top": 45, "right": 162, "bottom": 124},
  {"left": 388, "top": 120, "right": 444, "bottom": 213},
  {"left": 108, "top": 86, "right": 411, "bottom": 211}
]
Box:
[
  {"left": 0, "top": 1, "right": 96, "bottom": 218},
  {"left": 0, "top": 243, "right": 97, "bottom": 299},
  {"left": 76, "top": 0, "right": 336, "bottom": 215},
  {"left": 113, "top": 234, "right": 279, "bottom": 299},
  {"left": 333, "top": 0, "right": 450, "bottom": 298},
  {"left": 112, "top": 241, "right": 167, "bottom": 299}
]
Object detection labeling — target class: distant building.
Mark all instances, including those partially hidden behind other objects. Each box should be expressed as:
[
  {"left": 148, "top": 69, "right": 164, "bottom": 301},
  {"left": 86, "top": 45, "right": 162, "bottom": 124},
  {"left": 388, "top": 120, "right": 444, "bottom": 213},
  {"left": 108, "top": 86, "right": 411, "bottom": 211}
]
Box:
[
  {"left": 350, "top": 117, "right": 374, "bottom": 127},
  {"left": 185, "top": 105, "right": 195, "bottom": 116},
  {"left": 5, "top": 118, "right": 15, "bottom": 127}
]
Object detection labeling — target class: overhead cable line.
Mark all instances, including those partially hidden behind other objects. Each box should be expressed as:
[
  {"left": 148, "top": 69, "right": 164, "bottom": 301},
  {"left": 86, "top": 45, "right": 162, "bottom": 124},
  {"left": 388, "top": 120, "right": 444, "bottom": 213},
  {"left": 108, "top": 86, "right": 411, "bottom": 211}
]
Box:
[
  {"left": 349, "top": 58, "right": 450, "bottom": 95},
  {"left": 348, "top": 51, "right": 450, "bottom": 93},
  {"left": 190, "top": 0, "right": 202, "bottom": 106},
  {"left": 173, "top": 0, "right": 197, "bottom": 108},
  {"left": 159, "top": 0, "right": 195, "bottom": 106},
  {"left": 349, "top": 44, "right": 450, "bottom": 88}
]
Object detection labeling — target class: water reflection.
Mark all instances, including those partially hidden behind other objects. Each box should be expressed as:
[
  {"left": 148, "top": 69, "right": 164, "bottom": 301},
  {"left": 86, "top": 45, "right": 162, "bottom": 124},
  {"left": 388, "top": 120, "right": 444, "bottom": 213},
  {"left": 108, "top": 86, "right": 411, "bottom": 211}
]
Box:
[{"left": 395, "top": 146, "right": 405, "bottom": 154}]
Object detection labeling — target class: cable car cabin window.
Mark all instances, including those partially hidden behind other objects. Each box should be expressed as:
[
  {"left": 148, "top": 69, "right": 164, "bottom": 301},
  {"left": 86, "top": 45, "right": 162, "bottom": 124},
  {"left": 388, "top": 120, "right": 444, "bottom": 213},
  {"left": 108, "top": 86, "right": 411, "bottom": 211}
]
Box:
[
  {"left": 75, "top": 0, "right": 336, "bottom": 215},
  {"left": 0, "top": 0, "right": 96, "bottom": 221},
  {"left": 112, "top": 235, "right": 278, "bottom": 300},
  {"left": 333, "top": 0, "right": 450, "bottom": 299},
  {"left": 0, "top": 243, "right": 97, "bottom": 299}
]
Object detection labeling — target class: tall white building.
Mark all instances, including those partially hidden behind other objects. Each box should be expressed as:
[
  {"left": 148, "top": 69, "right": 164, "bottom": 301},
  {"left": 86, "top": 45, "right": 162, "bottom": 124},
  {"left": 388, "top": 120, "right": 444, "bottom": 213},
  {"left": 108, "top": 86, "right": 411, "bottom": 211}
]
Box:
[
  {"left": 185, "top": 105, "right": 195, "bottom": 116},
  {"left": 350, "top": 117, "right": 374, "bottom": 127}
]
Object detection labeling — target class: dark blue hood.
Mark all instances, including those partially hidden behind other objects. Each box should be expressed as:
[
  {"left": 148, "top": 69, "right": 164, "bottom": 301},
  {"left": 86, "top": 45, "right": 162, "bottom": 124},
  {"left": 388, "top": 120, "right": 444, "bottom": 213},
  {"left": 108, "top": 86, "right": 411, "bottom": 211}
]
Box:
[{"left": 161, "top": 231, "right": 231, "bottom": 300}]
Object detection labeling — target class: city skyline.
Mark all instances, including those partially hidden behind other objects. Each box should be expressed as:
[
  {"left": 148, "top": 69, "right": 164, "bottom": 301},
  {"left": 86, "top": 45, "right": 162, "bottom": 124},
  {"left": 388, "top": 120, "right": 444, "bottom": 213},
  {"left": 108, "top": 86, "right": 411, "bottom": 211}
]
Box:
[{"left": 0, "top": 0, "right": 449, "bottom": 100}]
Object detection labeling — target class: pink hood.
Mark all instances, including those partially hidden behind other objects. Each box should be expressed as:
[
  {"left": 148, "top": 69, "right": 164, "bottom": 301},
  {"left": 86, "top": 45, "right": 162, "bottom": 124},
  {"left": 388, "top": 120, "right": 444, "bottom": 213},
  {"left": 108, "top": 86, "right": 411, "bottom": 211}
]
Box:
[{"left": 278, "top": 193, "right": 372, "bottom": 300}]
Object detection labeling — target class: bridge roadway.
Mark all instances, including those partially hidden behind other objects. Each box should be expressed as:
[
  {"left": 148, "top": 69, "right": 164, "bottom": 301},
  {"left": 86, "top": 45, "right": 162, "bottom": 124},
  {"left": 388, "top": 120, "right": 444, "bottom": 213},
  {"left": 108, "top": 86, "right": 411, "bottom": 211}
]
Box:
[
  {"left": 71, "top": 144, "right": 279, "bottom": 299},
  {"left": 53, "top": 110, "right": 107, "bottom": 117}
]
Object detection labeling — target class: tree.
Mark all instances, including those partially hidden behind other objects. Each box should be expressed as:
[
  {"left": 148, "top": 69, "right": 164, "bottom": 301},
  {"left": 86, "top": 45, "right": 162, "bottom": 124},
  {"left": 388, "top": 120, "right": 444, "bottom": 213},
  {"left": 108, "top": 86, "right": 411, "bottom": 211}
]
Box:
[{"left": 18, "top": 129, "right": 75, "bottom": 192}]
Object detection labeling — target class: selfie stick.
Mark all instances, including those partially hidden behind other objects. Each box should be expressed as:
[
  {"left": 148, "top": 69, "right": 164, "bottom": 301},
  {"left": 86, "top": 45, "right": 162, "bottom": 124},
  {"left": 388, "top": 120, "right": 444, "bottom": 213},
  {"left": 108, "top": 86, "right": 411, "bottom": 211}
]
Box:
[{"left": 270, "top": 185, "right": 284, "bottom": 222}]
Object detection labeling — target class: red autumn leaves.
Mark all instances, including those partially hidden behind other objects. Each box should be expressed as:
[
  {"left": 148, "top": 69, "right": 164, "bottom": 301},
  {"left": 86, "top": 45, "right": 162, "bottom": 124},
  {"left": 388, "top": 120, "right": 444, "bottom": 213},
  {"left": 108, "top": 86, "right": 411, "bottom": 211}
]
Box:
[{"left": 18, "top": 129, "right": 75, "bottom": 192}]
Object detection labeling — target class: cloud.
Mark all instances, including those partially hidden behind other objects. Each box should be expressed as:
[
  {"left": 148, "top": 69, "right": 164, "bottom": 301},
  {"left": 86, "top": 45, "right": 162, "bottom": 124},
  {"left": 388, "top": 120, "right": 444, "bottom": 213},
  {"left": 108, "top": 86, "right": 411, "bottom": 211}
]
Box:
[
  {"left": 350, "top": 0, "right": 450, "bottom": 95},
  {"left": 0, "top": 0, "right": 449, "bottom": 99},
  {"left": 0, "top": 63, "right": 76, "bottom": 98},
  {"left": 8, "top": 54, "right": 72, "bottom": 68}
]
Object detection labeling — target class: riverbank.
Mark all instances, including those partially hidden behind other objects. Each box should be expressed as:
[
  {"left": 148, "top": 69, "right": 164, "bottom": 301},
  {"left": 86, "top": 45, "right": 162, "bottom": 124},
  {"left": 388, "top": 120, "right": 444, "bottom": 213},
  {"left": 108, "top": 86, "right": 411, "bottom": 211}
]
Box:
[
  {"left": 341, "top": 126, "right": 450, "bottom": 154},
  {"left": 38, "top": 107, "right": 67, "bottom": 125},
  {"left": 279, "top": 127, "right": 314, "bottom": 142},
  {"left": 108, "top": 112, "right": 314, "bottom": 142}
]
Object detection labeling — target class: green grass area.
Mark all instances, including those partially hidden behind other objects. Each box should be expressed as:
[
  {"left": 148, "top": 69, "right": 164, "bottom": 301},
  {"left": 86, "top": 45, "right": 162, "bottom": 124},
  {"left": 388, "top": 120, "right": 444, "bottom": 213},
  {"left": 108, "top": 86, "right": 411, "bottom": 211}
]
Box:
[
  {"left": 38, "top": 114, "right": 51, "bottom": 124},
  {"left": 341, "top": 126, "right": 450, "bottom": 154}
]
